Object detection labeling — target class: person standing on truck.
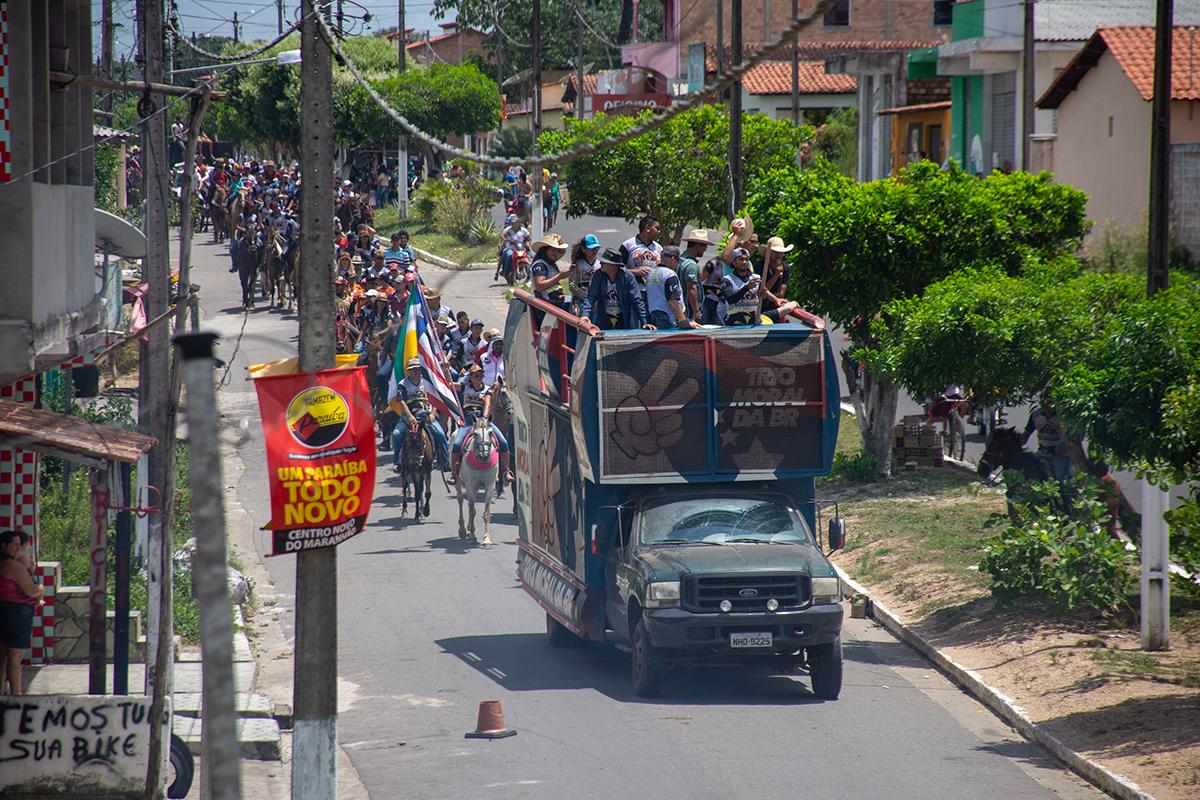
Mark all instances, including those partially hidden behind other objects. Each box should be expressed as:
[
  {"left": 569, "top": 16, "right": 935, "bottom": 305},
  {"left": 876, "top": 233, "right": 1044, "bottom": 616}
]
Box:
[
  {"left": 579, "top": 248, "right": 654, "bottom": 331},
  {"left": 530, "top": 233, "right": 571, "bottom": 326},
  {"left": 678, "top": 230, "right": 713, "bottom": 325},
  {"left": 720, "top": 247, "right": 763, "bottom": 326},
  {"left": 646, "top": 246, "right": 701, "bottom": 330}
]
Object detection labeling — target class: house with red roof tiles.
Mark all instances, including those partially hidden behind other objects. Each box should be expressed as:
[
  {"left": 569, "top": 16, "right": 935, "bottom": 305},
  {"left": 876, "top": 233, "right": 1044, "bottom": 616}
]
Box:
[
  {"left": 1038, "top": 26, "right": 1200, "bottom": 258},
  {"left": 740, "top": 60, "right": 857, "bottom": 120}
]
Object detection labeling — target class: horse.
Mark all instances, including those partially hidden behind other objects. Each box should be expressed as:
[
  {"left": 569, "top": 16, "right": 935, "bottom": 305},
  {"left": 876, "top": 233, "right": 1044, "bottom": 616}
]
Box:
[
  {"left": 265, "top": 231, "right": 295, "bottom": 310},
  {"left": 488, "top": 382, "right": 512, "bottom": 499},
  {"left": 455, "top": 418, "right": 500, "bottom": 545},
  {"left": 210, "top": 185, "right": 230, "bottom": 243},
  {"left": 234, "top": 227, "right": 261, "bottom": 310},
  {"left": 399, "top": 416, "right": 434, "bottom": 520}
]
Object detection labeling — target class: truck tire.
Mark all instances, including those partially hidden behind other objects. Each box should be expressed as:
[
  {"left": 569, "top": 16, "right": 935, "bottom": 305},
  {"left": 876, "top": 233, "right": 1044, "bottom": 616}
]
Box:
[
  {"left": 167, "top": 733, "right": 195, "bottom": 798},
  {"left": 546, "top": 612, "right": 579, "bottom": 648},
  {"left": 808, "top": 637, "right": 843, "bottom": 700},
  {"left": 631, "top": 619, "right": 664, "bottom": 698}
]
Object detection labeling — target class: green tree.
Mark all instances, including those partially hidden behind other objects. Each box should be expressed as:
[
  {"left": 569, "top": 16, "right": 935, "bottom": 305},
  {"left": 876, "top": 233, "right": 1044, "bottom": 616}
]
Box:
[
  {"left": 744, "top": 161, "right": 1090, "bottom": 474},
  {"left": 540, "top": 106, "right": 811, "bottom": 244}
]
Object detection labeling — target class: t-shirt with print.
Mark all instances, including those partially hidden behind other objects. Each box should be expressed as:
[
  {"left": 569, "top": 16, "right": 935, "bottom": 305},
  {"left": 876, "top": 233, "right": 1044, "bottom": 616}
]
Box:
[
  {"left": 531, "top": 257, "right": 565, "bottom": 303},
  {"left": 620, "top": 236, "right": 663, "bottom": 269},
  {"left": 461, "top": 381, "right": 490, "bottom": 419},
  {"left": 645, "top": 266, "right": 682, "bottom": 319},
  {"left": 396, "top": 377, "right": 431, "bottom": 414},
  {"left": 720, "top": 270, "right": 761, "bottom": 326},
  {"left": 677, "top": 255, "right": 702, "bottom": 319},
  {"left": 603, "top": 280, "right": 623, "bottom": 329}
]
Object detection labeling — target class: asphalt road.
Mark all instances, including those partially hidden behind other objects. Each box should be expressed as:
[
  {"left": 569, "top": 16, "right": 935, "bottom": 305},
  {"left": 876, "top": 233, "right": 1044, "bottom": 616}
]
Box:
[{"left": 188, "top": 228, "right": 1104, "bottom": 799}]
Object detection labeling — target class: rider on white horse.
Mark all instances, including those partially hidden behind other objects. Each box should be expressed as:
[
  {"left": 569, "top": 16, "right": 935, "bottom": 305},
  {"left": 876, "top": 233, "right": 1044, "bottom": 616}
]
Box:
[{"left": 449, "top": 364, "right": 511, "bottom": 485}]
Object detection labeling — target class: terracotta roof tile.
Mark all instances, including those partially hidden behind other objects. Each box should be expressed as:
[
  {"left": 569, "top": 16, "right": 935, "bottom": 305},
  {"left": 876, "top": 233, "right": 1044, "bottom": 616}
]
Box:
[
  {"left": 743, "top": 60, "right": 856, "bottom": 95},
  {"left": 1101, "top": 26, "right": 1200, "bottom": 101},
  {"left": 1039, "top": 26, "right": 1200, "bottom": 108}
]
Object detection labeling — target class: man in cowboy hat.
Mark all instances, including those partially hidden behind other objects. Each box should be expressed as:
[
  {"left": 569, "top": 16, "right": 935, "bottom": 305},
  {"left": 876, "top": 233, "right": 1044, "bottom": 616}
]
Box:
[
  {"left": 580, "top": 249, "right": 653, "bottom": 331},
  {"left": 679, "top": 229, "right": 714, "bottom": 324},
  {"left": 530, "top": 233, "right": 571, "bottom": 316},
  {"left": 763, "top": 236, "right": 794, "bottom": 297},
  {"left": 389, "top": 357, "right": 450, "bottom": 471},
  {"left": 424, "top": 286, "right": 453, "bottom": 323}
]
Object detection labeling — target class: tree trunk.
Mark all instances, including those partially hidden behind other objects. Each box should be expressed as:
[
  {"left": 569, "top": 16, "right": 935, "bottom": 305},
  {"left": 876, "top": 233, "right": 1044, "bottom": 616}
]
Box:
[
  {"left": 848, "top": 364, "right": 899, "bottom": 477},
  {"left": 669, "top": 222, "right": 686, "bottom": 247}
]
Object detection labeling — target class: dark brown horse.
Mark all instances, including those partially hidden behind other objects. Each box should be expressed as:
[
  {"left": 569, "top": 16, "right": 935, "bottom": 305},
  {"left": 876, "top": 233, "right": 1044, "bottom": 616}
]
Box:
[
  {"left": 210, "top": 185, "right": 230, "bottom": 243},
  {"left": 234, "top": 228, "right": 261, "bottom": 310},
  {"left": 399, "top": 417, "right": 434, "bottom": 520}
]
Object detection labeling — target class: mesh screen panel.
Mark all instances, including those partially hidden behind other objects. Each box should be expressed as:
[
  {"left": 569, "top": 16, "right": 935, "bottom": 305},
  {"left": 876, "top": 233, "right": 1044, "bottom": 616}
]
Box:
[
  {"left": 597, "top": 338, "right": 708, "bottom": 409},
  {"left": 601, "top": 407, "right": 710, "bottom": 476}
]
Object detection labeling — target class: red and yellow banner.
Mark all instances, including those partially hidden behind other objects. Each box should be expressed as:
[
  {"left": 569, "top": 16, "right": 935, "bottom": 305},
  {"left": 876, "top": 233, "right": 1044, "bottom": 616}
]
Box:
[{"left": 252, "top": 366, "right": 376, "bottom": 556}]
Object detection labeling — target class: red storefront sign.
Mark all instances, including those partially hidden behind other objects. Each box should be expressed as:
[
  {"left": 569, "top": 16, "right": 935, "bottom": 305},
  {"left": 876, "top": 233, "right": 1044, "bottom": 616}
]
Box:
[
  {"left": 592, "top": 93, "right": 672, "bottom": 114},
  {"left": 253, "top": 366, "right": 377, "bottom": 555}
]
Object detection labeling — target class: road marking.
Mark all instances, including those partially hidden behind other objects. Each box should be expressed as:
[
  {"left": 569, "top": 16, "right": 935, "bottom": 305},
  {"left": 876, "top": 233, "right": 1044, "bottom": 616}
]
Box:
[{"left": 594, "top": 228, "right": 618, "bottom": 233}]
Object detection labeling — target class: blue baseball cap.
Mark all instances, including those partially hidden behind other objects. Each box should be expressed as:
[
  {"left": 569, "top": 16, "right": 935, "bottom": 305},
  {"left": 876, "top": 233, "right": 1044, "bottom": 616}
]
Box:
[{"left": 582, "top": 233, "right": 601, "bottom": 249}]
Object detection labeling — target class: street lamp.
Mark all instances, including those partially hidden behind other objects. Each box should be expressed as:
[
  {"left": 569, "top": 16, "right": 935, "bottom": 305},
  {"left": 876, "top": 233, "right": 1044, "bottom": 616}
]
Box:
[{"left": 170, "top": 50, "right": 302, "bottom": 78}]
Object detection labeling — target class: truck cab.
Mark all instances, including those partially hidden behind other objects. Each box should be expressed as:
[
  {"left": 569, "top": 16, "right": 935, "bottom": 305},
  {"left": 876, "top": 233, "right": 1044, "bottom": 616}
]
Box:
[
  {"left": 597, "top": 486, "right": 846, "bottom": 697},
  {"left": 504, "top": 291, "right": 847, "bottom": 699}
]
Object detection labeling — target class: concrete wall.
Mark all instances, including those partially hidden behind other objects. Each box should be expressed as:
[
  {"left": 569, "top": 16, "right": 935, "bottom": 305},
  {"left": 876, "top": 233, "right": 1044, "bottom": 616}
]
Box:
[
  {"left": 53, "top": 585, "right": 146, "bottom": 664},
  {"left": 0, "top": 0, "right": 100, "bottom": 384},
  {"left": 1054, "top": 51, "right": 1200, "bottom": 247},
  {"left": 741, "top": 89, "right": 856, "bottom": 120}
]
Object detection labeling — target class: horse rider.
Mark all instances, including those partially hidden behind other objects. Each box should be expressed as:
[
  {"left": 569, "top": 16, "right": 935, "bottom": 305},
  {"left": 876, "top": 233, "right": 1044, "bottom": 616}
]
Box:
[
  {"left": 448, "top": 364, "right": 512, "bottom": 486},
  {"left": 389, "top": 358, "right": 450, "bottom": 472}
]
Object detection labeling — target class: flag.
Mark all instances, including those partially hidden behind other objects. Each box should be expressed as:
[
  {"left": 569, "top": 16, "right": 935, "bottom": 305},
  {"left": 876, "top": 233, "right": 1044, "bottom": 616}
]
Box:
[{"left": 394, "top": 287, "right": 464, "bottom": 424}]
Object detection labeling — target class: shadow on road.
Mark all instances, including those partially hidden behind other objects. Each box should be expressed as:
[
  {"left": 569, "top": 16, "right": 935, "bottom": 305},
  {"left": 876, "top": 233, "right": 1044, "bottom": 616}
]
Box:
[{"left": 434, "top": 632, "right": 845, "bottom": 706}]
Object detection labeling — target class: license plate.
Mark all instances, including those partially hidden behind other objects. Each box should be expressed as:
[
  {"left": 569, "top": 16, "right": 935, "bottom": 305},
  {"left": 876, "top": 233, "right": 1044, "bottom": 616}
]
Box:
[{"left": 730, "top": 632, "right": 773, "bottom": 648}]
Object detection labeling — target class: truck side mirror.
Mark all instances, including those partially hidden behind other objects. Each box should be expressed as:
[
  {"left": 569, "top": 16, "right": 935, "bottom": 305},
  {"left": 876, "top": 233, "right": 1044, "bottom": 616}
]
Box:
[{"left": 827, "top": 518, "right": 846, "bottom": 552}]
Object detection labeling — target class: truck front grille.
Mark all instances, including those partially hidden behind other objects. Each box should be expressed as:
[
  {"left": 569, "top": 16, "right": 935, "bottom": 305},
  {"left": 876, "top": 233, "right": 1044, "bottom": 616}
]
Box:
[{"left": 683, "top": 574, "right": 808, "bottom": 613}]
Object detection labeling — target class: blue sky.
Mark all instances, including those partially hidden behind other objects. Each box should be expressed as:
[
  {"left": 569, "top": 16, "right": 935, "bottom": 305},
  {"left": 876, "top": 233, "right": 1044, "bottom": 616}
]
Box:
[{"left": 100, "top": 1, "right": 447, "bottom": 62}]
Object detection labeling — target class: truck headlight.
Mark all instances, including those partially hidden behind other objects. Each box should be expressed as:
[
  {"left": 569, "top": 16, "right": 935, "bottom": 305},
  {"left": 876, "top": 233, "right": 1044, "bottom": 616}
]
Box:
[
  {"left": 811, "top": 577, "right": 841, "bottom": 605},
  {"left": 645, "top": 581, "right": 681, "bottom": 608}
]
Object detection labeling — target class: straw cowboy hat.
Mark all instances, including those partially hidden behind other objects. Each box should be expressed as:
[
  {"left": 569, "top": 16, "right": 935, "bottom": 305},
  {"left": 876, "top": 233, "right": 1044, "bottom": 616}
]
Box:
[
  {"left": 532, "top": 233, "right": 568, "bottom": 251},
  {"left": 767, "top": 236, "right": 795, "bottom": 254},
  {"left": 685, "top": 229, "right": 715, "bottom": 245}
]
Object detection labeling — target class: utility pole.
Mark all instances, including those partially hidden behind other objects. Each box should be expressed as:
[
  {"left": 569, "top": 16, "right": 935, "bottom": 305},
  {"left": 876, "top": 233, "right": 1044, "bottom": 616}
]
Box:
[
  {"left": 337, "top": 0, "right": 345, "bottom": 35},
  {"left": 295, "top": 3, "right": 339, "bottom": 799},
  {"left": 175, "top": 333, "right": 242, "bottom": 800},
  {"left": 576, "top": 11, "right": 585, "bottom": 118},
  {"left": 791, "top": 0, "right": 800, "bottom": 127},
  {"left": 278, "top": 0, "right": 285, "bottom": 35},
  {"left": 531, "top": 0, "right": 544, "bottom": 243},
  {"left": 1021, "top": 0, "right": 1035, "bottom": 168},
  {"left": 398, "top": 0, "right": 409, "bottom": 217},
  {"left": 101, "top": 0, "right": 114, "bottom": 114},
  {"left": 233, "top": 12, "right": 240, "bottom": 43},
  {"left": 1142, "top": 0, "right": 1174, "bottom": 653},
  {"left": 137, "top": 0, "right": 175, "bottom": 796},
  {"left": 730, "top": 0, "right": 744, "bottom": 216},
  {"left": 716, "top": 0, "right": 724, "bottom": 79}
]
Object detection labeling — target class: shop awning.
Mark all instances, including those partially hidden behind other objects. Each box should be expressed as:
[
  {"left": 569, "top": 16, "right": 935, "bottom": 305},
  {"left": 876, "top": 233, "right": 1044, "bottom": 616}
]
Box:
[
  {"left": 0, "top": 399, "right": 157, "bottom": 467},
  {"left": 907, "top": 46, "right": 941, "bottom": 79}
]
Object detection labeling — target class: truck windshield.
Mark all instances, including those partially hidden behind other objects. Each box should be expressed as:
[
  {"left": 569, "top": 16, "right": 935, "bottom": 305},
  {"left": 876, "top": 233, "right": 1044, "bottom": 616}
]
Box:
[{"left": 640, "top": 497, "right": 812, "bottom": 546}]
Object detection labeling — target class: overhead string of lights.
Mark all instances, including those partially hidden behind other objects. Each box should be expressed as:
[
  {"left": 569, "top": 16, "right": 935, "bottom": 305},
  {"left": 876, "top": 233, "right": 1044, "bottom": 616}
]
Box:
[{"left": 314, "top": 0, "right": 839, "bottom": 169}]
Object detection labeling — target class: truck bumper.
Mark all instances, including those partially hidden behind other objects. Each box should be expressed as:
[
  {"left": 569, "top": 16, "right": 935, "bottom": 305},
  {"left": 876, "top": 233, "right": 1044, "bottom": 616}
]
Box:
[{"left": 643, "top": 604, "right": 844, "bottom": 655}]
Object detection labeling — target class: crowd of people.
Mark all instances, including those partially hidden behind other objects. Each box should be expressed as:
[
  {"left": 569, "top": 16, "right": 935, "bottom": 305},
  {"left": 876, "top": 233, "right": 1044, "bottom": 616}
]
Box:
[{"left": 498, "top": 214, "right": 801, "bottom": 331}]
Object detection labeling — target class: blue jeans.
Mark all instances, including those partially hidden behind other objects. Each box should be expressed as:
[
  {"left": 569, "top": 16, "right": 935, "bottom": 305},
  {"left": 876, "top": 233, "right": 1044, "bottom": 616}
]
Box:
[
  {"left": 452, "top": 421, "right": 509, "bottom": 454},
  {"left": 392, "top": 417, "right": 449, "bottom": 467},
  {"left": 500, "top": 245, "right": 514, "bottom": 276}
]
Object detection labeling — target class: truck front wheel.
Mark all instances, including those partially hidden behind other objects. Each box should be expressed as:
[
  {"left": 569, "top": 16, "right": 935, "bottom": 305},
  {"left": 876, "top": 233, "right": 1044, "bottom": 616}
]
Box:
[
  {"left": 546, "top": 612, "right": 579, "bottom": 648},
  {"left": 631, "top": 619, "right": 664, "bottom": 698},
  {"left": 808, "top": 637, "right": 843, "bottom": 700}
]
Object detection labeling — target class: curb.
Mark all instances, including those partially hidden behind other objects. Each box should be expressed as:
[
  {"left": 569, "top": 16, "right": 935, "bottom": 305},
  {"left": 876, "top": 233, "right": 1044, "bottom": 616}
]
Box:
[
  {"left": 835, "top": 567, "right": 1153, "bottom": 800},
  {"left": 412, "top": 246, "right": 492, "bottom": 272}
]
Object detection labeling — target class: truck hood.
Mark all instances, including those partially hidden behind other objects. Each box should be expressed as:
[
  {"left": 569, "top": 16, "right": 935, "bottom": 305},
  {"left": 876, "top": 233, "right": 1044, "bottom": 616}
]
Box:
[{"left": 636, "top": 542, "right": 833, "bottom": 580}]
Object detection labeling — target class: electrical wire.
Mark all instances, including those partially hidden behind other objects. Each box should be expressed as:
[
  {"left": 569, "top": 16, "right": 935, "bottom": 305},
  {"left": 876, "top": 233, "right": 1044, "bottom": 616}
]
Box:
[
  {"left": 169, "top": 11, "right": 309, "bottom": 62},
  {"left": 316, "top": 0, "right": 841, "bottom": 168}
]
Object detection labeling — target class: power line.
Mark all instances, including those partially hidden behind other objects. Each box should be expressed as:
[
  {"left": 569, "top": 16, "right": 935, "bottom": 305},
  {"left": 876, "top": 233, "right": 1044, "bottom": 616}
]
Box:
[{"left": 169, "top": 11, "right": 307, "bottom": 61}]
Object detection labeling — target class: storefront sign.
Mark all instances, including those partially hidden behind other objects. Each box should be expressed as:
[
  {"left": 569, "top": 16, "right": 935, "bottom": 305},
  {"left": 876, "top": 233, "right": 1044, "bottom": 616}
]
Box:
[
  {"left": 592, "top": 93, "right": 672, "bottom": 114},
  {"left": 253, "top": 367, "right": 376, "bottom": 555}
]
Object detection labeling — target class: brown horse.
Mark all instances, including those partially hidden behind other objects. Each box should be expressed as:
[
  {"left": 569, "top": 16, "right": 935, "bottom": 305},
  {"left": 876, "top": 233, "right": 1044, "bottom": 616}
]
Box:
[
  {"left": 265, "top": 231, "right": 297, "bottom": 310},
  {"left": 400, "top": 417, "right": 434, "bottom": 520},
  {"left": 234, "top": 228, "right": 260, "bottom": 310},
  {"left": 210, "top": 185, "right": 229, "bottom": 243}
]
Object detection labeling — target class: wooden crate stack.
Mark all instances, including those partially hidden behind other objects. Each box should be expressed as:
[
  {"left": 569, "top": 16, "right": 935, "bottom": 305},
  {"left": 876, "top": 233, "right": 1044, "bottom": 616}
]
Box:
[{"left": 894, "top": 414, "right": 943, "bottom": 469}]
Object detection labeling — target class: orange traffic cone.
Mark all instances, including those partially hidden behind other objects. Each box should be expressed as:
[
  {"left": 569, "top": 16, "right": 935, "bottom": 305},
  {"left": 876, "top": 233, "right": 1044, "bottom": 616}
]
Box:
[{"left": 465, "top": 699, "right": 517, "bottom": 739}]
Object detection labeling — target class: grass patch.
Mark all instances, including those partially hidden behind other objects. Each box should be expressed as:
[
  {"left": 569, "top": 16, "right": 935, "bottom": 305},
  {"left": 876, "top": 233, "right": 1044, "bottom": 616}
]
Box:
[
  {"left": 374, "top": 206, "right": 497, "bottom": 267},
  {"left": 1091, "top": 648, "right": 1200, "bottom": 688}
]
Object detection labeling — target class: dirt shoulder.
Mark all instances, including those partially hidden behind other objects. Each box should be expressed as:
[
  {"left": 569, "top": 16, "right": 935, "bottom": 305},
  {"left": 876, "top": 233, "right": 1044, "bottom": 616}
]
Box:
[{"left": 822, "top": 467, "right": 1200, "bottom": 799}]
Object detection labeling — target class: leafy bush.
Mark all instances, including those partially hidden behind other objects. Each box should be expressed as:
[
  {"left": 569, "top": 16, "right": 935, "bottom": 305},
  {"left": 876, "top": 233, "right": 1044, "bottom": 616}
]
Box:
[
  {"left": 466, "top": 211, "right": 498, "bottom": 246},
  {"left": 411, "top": 179, "right": 450, "bottom": 224},
  {"left": 981, "top": 476, "right": 1135, "bottom": 613},
  {"left": 825, "top": 447, "right": 877, "bottom": 483},
  {"left": 433, "top": 189, "right": 476, "bottom": 241}
]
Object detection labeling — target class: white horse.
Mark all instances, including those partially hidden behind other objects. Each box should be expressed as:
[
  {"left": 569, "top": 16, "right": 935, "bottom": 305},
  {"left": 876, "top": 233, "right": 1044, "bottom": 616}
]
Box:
[{"left": 456, "top": 418, "right": 499, "bottom": 545}]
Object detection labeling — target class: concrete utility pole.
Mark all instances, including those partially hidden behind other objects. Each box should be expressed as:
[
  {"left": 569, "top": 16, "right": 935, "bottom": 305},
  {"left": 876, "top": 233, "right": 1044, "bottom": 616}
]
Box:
[
  {"left": 137, "top": 0, "right": 176, "bottom": 795},
  {"left": 1142, "top": 0, "right": 1174, "bottom": 652},
  {"left": 730, "top": 0, "right": 744, "bottom": 216},
  {"left": 278, "top": 0, "right": 285, "bottom": 35},
  {"left": 1021, "top": 0, "right": 1035, "bottom": 168},
  {"left": 576, "top": 11, "right": 585, "bottom": 118},
  {"left": 175, "top": 333, "right": 242, "bottom": 800},
  {"left": 791, "top": 0, "right": 800, "bottom": 127},
  {"left": 398, "top": 0, "right": 409, "bottom": 218},
  {"left": 716, "top": 0, "right": 724, "bottom": 80},
  {"left": 531, "top": 0, "right": 544, "bottom": 243},
  {"left": 101, "top": 0, "right": 114, "bottom": 114},
  {"left": 233, "top": 12, "right": 240, "bottom": 43},
  {"left": 295, "top": 2, "right": 339, "bottom": 798}
]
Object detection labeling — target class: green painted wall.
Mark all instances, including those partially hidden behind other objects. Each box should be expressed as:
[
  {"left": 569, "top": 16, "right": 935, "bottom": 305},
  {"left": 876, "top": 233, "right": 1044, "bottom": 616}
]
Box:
[
  {"left": 952, "top": 0, "right": 985, "bottom": 40},
  {"left": 949, "top": 75, "right": 985, "bottom": 170}
]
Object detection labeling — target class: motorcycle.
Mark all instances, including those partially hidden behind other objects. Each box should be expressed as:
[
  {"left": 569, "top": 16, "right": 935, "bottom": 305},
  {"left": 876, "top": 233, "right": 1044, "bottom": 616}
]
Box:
[{"left": 502, "top": 245, "right": 530, "bottom": 285}]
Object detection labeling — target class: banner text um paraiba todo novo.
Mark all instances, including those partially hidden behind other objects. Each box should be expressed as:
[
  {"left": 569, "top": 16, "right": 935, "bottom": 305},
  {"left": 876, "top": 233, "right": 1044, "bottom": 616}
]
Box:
[{"left": 252, "top": 366, "right": 376, "bottom": 556}]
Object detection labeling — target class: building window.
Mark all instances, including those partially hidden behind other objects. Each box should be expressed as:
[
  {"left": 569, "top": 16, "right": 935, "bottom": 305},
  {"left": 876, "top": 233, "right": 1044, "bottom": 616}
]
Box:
[
  {"left": 933, "top": 1, "right": 956, "bottom": 27},
  {"left": 824, "top": 0, "right": 850, "bottom": 27}
]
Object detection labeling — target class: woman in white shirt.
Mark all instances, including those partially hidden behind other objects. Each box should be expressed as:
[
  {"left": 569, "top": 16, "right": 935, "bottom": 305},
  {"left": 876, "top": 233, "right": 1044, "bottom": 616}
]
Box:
[{"left": 569, "top": 233, "right": 601, "bottom": 312}]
